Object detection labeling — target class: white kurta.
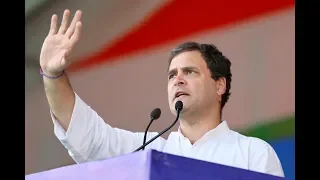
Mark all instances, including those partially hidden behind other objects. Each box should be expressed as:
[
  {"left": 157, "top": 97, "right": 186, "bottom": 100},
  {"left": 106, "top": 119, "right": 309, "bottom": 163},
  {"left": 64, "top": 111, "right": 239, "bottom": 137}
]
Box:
[{"left": 52, "top": 93, "right": 285, "bottom": 177}]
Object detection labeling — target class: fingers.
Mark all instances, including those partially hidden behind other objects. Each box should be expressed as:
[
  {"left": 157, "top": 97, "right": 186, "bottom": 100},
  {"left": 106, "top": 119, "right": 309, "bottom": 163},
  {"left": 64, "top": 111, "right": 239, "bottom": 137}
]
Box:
[
  {"left": 48, "top": 14, "right": 58, "bottom": 36},
  {"left": 58, "top": 9, "right": 71, "bottom": 34},
  {"left": 48, "top": 9, "right": 82, "bottom": 39},
  {"left": 70, "top": 21, "right": 82, "bottom": 46},
  {"left": 66, "top": 10, "right": 82, "bottom": 38}
]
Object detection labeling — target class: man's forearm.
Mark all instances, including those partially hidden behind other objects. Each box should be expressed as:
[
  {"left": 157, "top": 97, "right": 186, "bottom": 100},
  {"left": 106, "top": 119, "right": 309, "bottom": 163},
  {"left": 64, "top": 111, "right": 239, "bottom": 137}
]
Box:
[{"left": 43, "top": 72, "right": 75, "bottom": 131}]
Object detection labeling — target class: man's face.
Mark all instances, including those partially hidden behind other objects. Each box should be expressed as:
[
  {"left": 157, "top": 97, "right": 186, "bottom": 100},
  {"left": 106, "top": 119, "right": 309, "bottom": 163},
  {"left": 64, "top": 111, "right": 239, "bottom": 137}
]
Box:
[{"left": 167, "top": 51, "right": 220, "bottom": 117}]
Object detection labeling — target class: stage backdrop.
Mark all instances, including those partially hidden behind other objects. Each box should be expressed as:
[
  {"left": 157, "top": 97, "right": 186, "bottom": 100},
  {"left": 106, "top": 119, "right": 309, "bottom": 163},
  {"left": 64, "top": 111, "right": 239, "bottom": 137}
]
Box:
[{"left": 25, "top": 0, "right": 295, "bottom": 179}]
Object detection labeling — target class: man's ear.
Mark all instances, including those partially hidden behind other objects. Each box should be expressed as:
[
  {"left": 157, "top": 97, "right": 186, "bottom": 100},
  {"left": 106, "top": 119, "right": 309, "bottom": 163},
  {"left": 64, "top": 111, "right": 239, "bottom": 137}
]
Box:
[{"left": 216, "top": 77, "right": 226, "bottom": 96}]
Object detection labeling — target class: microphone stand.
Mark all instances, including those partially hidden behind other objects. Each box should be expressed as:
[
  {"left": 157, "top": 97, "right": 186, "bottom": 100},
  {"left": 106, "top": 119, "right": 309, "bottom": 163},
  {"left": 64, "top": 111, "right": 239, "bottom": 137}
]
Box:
[
  {"left": 134, "top": 109, "right": 181, "bottom": 152},
  {"left": 142, "top": 118, "right": 155, "bottom": 150}
]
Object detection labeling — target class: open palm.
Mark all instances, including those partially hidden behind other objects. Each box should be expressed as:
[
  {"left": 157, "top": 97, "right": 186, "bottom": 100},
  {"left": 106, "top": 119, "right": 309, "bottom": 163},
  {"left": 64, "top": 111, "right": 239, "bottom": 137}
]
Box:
[{"left": 40, "top": 10, "right": 82, "bottom": 75}]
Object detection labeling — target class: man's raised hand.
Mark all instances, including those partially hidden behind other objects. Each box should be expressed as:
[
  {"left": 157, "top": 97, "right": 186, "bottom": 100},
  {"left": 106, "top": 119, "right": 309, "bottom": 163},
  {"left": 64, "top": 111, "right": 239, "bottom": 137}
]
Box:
[{"left": 40, "top": 9, "right": 83, "bottom": 76}]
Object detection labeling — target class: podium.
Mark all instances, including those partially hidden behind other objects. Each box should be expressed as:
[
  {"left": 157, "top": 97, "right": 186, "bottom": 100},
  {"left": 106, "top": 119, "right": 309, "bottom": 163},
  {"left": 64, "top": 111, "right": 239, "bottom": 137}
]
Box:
[{"left": 25, "top": 149, "right": 286, "bottom": 180}]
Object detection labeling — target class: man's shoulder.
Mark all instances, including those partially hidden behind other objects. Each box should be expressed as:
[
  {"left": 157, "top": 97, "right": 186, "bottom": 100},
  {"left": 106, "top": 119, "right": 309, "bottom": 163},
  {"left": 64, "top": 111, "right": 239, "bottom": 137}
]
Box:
[
  {"left": 225, "top": 129, "right": 284, "bottom": 177},
  {"left": 229, "top": 130, "right": 273, "bottom": 151}
]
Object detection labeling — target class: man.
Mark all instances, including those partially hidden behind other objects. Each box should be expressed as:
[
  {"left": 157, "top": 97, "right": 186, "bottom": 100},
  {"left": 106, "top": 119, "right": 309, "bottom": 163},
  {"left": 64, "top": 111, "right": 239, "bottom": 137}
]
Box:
[{"left": 40, "top": 9, "right": 285, "bottom": 177}]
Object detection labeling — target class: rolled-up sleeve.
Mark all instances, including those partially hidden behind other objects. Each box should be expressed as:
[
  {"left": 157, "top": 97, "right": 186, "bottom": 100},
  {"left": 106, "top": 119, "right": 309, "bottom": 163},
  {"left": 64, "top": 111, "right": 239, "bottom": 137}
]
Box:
[{"left": 51, "top": 92, "right": 166, "bottom": 163}]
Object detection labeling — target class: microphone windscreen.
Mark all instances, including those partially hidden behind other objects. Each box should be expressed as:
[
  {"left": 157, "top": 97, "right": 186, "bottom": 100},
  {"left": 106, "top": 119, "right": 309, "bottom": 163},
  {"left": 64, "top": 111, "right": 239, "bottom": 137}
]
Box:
[
  {"left": 175, "top": 101, "right": 183, "bottom": 111},
  {"left": 150, "top": 108, "right": 161, "bottom": 120}
]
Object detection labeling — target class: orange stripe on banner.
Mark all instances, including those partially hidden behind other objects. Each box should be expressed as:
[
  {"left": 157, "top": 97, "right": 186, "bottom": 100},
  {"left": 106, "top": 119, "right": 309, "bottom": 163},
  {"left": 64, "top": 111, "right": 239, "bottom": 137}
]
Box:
[{"left": 69, "top": 0, "right": 294, "bottom": 73}]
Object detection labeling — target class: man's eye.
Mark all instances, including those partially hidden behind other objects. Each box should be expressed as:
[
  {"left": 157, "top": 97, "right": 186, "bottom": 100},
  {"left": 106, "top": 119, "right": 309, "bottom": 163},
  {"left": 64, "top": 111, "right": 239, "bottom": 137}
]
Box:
[{"left": 186, "top": 70, "right": 195, "bottom": 74}]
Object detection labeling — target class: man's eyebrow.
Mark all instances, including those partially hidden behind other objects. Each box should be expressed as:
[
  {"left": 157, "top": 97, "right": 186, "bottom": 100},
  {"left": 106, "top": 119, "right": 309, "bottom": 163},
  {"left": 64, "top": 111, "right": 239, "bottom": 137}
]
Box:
[
  {"left": 182, "top": 66, "right": 199, "bottom": 72},
  {"left": 167, "top": 66, "right": 199, "bottom": 75},
  {"left": 167, "top": 68, "right": 177, "bottom": 75}
]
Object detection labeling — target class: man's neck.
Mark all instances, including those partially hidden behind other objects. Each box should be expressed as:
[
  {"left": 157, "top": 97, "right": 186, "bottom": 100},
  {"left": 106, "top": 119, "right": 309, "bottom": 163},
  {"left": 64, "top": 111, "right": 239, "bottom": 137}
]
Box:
[{"left": 179, "top": 110, "right": 221, "bottom": 144}]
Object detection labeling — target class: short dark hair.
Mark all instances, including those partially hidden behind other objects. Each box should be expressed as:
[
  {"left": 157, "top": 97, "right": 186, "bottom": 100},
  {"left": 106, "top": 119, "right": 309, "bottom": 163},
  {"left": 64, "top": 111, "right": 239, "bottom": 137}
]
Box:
[{"left": 168, "top": 41, "right": 232, "bottom": 112}]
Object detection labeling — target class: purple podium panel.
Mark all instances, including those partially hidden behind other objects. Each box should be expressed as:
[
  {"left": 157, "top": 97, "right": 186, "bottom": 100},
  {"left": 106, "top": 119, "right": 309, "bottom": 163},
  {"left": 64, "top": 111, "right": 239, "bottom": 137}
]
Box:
[
  {"left": 25, "top": 150, "right": 150, "bottom": 180},
  {"left": 25, "top": 149, "right": 287, "bottom": 180}
]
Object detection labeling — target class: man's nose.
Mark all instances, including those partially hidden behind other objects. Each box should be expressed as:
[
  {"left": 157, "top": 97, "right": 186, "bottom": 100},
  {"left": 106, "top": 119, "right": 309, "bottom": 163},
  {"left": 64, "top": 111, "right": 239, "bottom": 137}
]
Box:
[{"left": 174, "top": 73, "right": 186, "bottom": 86}]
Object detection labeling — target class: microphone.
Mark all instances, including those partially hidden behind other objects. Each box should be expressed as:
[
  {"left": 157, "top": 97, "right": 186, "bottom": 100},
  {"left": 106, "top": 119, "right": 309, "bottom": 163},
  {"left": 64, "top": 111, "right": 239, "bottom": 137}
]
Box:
[
  {"left": 142, "top": 108, "right": 161, "bottom": 150},
  {"left": 134, "top": 101, "right": 183, "bottom": 152}
]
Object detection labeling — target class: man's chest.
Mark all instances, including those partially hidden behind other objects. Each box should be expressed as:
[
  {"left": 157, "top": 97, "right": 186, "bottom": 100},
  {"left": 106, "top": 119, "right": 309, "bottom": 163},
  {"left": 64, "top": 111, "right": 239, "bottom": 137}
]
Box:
[{"left": 162, "top": 138, "right": 249, "bottom": 170}]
